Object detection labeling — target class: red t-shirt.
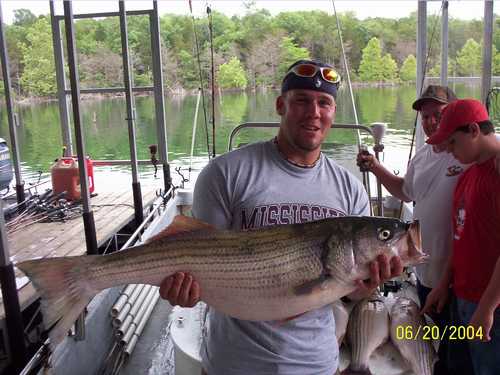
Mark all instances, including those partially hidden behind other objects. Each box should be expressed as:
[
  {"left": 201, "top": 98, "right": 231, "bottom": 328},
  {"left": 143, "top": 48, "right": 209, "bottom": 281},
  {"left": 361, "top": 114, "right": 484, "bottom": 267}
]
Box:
[{"left": 452, "top": 156, "right": 500, "bottom": 303}]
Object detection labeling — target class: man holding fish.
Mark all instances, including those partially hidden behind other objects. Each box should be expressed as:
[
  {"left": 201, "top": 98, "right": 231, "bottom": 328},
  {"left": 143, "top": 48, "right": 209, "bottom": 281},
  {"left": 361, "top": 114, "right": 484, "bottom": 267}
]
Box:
[
  {"left": 17, "top": 59, "right": 424, "bottom": 373},
  {"left": 160, "top": 60, "right": 406, "bottom": 375}
]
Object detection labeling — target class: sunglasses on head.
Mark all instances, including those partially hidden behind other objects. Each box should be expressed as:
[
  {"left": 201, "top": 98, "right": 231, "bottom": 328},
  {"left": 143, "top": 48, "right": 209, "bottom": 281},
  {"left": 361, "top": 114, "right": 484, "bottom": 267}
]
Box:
[{"left": 286, "top": 63, "right": 341, "bottom": 84}]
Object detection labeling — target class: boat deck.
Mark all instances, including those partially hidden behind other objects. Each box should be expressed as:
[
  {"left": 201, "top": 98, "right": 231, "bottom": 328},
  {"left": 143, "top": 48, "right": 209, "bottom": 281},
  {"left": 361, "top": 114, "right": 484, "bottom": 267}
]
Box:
[{"left": 3, "top": 180, "right": 165, "bottom": 321}]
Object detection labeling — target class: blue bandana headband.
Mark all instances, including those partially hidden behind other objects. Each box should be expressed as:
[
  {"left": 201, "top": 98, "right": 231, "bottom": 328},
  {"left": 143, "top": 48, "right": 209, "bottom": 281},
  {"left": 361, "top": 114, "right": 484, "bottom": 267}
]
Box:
[{"left": 281, "top": 60, "right": 340, "bottom": 99}]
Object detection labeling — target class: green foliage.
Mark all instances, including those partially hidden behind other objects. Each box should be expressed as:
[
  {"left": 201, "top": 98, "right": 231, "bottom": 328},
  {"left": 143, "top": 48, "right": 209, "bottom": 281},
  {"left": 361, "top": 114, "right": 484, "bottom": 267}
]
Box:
[
  {"left": 13, "top": 9, "right": 37, "bottom": 26},
  {"left": 494, "top": 50, "right": 500, "bottom": 76},
  {"left": 134, "top": 71, "right": 153, "bottom": 87},
  {"left": 381, "top": 54, "right": 398, "bottom": 81},
  {"left": 75, "top": 19, "right": 101, "bottom": 55},
  {"left": 278, "top": 37, "right": 310, "bottom": 79},
  {"left": 456, "top": 38, "right": 482, "bottom": 76},
  {"left": 177, "top": 49, "right": 200, "bottom": 89},
  {"left": 3, "top": 8, "right": 495, "bottom": 98},
  {"left": 400, "top": 54, "right": 417, "bottom": 82},
  {"left": 218, "top": 57, "right": 248, "bottom": 89},
  {"left": 358, "top": 37, "right": 384, "bottom": 81},
  {"left": 19, "top": 17, "right": 56, "bottom": 96}
]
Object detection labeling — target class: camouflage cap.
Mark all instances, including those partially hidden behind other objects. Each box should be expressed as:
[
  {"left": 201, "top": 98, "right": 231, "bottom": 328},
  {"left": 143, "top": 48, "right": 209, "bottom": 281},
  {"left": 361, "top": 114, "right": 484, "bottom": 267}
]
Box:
[{"left": 412, "top": 85, "right": 457, "bottom": 110}]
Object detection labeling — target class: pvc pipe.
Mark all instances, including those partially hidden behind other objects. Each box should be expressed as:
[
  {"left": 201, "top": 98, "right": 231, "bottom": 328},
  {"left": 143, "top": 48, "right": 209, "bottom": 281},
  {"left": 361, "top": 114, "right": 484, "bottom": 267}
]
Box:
[{"left": 111, "top": 284, "right": 138, "bottom": 317}]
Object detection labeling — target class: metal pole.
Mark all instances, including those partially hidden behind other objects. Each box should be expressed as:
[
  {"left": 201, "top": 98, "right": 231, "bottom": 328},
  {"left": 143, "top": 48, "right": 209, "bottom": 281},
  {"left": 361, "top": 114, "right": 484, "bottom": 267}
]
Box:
[
  {"left": 416, "top": 0, "right": 427, "bottom": 150},
  {"left": 63, "top": 2, "right": 97, "bottom": 256},
  {"left": 0, "top": 2, "right": 25, "bottom": 207},
  {"left": 208, "top": 6, "right": 216, "bottom": 158},
  {"left": 440, "top": 1, "right": 449, "bottom": 85},
  {"left": 50, "top": 0, "right": 73, "bottom": 156},
  {"left": 64, "top": 0, "right": 99, "bottom": 343},
  {"left": 150, "top": 1, "right": 172, "bottom": 192},
  {"left": 0, "top": 202, "right": 27, "bottom": 372},
  {"left": 481, "top": 0, "right": 494, "bottom": 103},
  {"left": 119, "top": 1, "right": 143, "bottom": 226}
]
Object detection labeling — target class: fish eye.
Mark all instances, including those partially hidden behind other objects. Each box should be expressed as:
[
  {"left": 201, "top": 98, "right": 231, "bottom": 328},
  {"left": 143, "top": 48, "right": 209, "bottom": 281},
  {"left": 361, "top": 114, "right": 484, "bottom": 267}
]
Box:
[{"left": 377, "top": 228, "right": 393, "bottom": 241}]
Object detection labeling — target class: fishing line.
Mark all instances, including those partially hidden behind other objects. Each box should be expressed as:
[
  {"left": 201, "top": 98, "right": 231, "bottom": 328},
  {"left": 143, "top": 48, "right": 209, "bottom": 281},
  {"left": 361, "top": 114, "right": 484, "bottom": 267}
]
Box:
[
  {"left": 331, "top": 0, "right": 372, "bottom": 215},
  {"left": 406, "top": 1, "right": 446, "bottom": 166},
  {"left": 394, "top": 1, "right": 446, "bottom": 220},
  {"left": 188, "top": 0, "right": 211, "bottom": 161},
  {"left": 207, "top": 2, "right": 216, "bottom": 158}
]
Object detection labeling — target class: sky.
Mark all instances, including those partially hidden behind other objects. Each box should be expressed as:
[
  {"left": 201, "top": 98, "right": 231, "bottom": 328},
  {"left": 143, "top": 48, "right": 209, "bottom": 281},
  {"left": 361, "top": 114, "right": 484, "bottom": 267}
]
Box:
[{"left": 0, "top": 0, "right": 497, "bottom": 24}]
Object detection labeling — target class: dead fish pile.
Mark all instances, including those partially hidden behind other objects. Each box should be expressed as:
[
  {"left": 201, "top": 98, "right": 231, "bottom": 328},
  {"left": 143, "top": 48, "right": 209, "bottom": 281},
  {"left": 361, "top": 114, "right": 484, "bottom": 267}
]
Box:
[
  {"left": 337, "top": 292, "right": 437, "bottom": 375},
  {"left": 17, "top": 215, "right": 424, "bottom": 347},
  {"left": 390, "top": 297, "right": 437, "bottom": 375}
]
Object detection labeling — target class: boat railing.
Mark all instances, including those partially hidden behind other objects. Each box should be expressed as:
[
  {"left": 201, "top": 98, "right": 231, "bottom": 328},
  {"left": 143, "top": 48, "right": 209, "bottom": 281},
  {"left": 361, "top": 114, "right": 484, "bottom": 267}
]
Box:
[{"left": 228, "top": 122, "right": 374, "bottom": 152}]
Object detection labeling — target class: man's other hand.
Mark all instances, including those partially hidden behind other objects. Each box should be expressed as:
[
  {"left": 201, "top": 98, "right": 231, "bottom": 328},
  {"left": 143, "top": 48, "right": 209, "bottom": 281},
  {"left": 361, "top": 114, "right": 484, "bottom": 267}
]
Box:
[
  {"left": 349, "top": 254, "right": 403, "bottom": 300},
  {"left": 159, "top": 272, "right": 201, "bottom": 307}
]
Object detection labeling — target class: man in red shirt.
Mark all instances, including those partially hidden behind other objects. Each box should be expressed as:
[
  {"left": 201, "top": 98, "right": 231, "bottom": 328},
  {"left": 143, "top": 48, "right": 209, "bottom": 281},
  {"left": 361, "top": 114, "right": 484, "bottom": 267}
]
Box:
[{"left": 423, "top": 99, "right": 500, "bottom": 375}]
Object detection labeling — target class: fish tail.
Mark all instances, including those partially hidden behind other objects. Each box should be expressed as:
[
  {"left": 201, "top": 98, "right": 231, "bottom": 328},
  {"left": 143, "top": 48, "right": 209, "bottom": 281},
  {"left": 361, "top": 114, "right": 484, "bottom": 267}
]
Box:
[
  {"left": 17, "top": 256, "right": 98, "bottom": 346},
  {"left": 341, "top": 367, "right": 372, "bottom": 375}
]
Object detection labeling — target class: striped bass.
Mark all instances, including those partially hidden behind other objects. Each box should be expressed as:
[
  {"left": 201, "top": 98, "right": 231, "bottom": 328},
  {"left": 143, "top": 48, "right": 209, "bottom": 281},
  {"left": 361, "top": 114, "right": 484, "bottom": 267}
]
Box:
[
  {"left": 332, "top": 299, "right": 351, "bottom": 346},
  {"left": 17, "top": 215, "right": 425, "bottom": 347},
  {"left": 344, "top": 295, "right": 390, "bottom": 374},
  {"left": 390, "top": 297, "right": 437, "bottom": 375}
]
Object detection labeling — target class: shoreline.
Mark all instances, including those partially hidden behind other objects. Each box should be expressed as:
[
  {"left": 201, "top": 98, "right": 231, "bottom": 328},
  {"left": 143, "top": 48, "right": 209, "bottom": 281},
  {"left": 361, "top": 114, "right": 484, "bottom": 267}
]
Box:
[{"left": 8, "top": 77, "right": 497, "bottom": 105}]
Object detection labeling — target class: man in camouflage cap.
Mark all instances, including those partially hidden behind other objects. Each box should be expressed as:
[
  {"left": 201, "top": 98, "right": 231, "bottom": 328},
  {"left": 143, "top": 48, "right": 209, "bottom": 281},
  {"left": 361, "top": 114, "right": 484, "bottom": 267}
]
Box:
[{"left": 357, "top": 85, "right": 473, "bottom": 375}]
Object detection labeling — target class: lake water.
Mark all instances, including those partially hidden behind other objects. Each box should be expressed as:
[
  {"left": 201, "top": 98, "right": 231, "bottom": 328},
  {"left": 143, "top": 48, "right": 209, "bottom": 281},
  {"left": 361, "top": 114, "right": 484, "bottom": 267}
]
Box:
[{"left": 0, "top": 83, "right": 488, "bottom": 193}]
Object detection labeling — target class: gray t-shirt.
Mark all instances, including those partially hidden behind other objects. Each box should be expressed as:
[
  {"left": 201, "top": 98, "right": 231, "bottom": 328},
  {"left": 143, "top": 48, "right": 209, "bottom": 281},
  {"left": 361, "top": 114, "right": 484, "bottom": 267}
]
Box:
[{"left": 192, "top": 140, "right": 369, "bottom": 375}]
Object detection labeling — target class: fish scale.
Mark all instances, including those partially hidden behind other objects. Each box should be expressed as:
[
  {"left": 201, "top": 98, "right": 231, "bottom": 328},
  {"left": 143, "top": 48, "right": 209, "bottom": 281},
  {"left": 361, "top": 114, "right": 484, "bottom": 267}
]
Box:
[
  {"left": 17, "top": 215, "right": 424, "bottom": 348},
  {"left": 346, "top": 297, "right": 390, "bottom": 373},
  {"left": 390, "top": 297, "right": 437, "bottom": 375}
]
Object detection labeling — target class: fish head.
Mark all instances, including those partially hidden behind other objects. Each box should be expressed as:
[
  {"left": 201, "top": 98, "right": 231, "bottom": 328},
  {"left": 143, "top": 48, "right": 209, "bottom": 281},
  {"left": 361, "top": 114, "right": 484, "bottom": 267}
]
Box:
[
  {"left": 324, "top": 216, "right": 426, "bottom": 276},
  {"left": 391, "top": 297, "right": 423, "bottom": 325}
]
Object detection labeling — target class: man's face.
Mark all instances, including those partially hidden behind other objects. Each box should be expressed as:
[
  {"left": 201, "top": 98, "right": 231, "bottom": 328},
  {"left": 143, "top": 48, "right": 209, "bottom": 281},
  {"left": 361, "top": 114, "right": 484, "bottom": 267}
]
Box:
[
  {"left": 276, "top": 89, "right": 336, "bottom": 153},
  {"left": 420, "top": 101, "right": 447, "bottom": 138},
  {"left": 445, "top": 125, "right": 477, "bottom": 164}
]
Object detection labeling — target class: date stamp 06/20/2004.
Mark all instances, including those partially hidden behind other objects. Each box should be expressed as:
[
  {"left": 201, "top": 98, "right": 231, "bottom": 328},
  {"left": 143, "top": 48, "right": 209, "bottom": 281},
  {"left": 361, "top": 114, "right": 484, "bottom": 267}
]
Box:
[{"left": 395, "top": 325, "right": 484, "bottom": 341}]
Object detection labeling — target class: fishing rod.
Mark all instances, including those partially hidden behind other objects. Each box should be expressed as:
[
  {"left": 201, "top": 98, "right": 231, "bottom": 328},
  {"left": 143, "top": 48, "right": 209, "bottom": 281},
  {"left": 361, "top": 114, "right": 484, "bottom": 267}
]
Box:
[
  {"left": 207, "top": 3, "right": 216, "bottom": 158},
  {"left": 331, "top": 0, "right": 373, "bottom": 216},
  {"left": 188, "top": 0, "right": 211, "bottom": 161},
  {"left": 189, "top": 89, "right": 202, "bottom": 180},
  {"left": 407, "top": 1, "right": 446, "bottom": 167}
]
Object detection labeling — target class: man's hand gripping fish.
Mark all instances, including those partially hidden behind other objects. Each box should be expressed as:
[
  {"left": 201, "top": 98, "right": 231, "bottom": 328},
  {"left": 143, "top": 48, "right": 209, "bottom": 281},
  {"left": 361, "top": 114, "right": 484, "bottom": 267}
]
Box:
[{"left": 17, "top": 215, "right": 425, "bottom": 347}]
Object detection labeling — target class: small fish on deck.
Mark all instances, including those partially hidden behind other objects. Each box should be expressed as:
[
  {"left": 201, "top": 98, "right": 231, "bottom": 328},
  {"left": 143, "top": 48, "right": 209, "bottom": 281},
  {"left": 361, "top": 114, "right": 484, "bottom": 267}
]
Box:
[
  {"left": 390, "top": 297, "right": 437, "bottom": 375},
  {"left": 17, "top": 215, "right": 426, "bottom": 348},
  {"left": 343, "top": 294, "right": 390, "bottom": 375}
]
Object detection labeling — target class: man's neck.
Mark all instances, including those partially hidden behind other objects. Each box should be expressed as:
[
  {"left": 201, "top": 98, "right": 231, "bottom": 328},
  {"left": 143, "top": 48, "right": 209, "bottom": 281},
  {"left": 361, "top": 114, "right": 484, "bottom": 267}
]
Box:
[
  {"left": 274, "top": 136, "right": 321, "bottom": 167},
  {"left": 477, "top": 134, "right": 500, "bottom": 164}
]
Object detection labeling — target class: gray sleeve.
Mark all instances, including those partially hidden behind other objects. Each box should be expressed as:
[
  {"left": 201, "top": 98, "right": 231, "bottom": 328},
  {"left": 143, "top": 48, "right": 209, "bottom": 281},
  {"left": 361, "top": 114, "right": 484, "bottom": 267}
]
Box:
[
  {"left": 351, "top": 178, "right": 370, "bottom": 216},
  {"left": 192, "top": 160, "right": 233, "bottom": 230}
]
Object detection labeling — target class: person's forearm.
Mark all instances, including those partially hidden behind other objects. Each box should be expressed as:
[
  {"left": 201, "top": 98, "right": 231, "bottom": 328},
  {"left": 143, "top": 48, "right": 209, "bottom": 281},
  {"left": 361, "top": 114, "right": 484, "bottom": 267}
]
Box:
[
  {"left": 477, "top": 257, "right": 500, "bottom": 313},
  {"left": 370, "top": 163, "right": 410, "bottom": 202}
]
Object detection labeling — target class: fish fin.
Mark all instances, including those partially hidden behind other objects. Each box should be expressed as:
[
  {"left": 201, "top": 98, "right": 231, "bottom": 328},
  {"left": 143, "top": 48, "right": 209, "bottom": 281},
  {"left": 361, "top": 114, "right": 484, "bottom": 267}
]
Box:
[
  {"left": 273, "top": 312, "right": 306, "bottom": 326},
  {"left": 146, "top": 215, "right": 215, "bottom": 243},
  {"left": 17, "top": 256, "right": 97, "bottom": 348},
  {"left": 293, "top": 275, "right": 331, "bottom": 296}
]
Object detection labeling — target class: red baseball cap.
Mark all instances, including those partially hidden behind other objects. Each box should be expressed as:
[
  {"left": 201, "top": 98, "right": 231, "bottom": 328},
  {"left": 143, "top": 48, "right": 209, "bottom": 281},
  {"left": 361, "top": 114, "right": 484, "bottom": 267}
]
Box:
[{"left": 426, "top": 99, "right": 489, "bottom": 145}]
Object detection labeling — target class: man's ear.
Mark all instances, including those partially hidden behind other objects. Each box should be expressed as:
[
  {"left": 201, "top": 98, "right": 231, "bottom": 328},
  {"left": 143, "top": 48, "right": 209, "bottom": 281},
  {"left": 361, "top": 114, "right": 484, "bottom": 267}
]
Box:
[
  {"left": 469, "top": 122, "right": 480, "bottom": 138},
  {"left": 276, "top": 95, "right": 285, "bottom": 116}
]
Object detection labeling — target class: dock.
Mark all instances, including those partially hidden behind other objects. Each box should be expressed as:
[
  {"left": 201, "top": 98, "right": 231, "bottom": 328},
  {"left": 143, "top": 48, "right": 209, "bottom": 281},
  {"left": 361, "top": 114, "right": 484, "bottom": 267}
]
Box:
[{"left": 2, "top": 179, "right": 165, "bottom": 320}]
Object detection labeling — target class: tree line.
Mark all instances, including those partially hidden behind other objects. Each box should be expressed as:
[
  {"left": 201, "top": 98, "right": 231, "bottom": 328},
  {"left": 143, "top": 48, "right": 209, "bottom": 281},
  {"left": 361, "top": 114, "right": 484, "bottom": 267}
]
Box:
[{"left": 2, "top": 6, "right": 500, "bottom": 97}]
